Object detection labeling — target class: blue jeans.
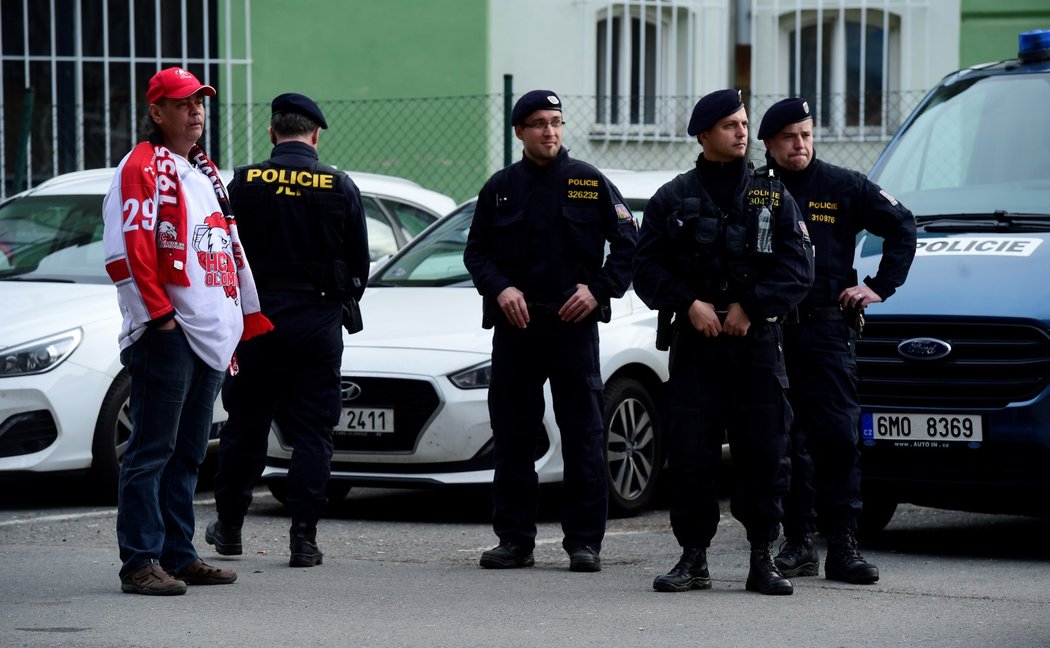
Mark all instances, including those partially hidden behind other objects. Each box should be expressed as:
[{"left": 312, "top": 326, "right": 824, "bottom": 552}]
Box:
[{"left": 116, "top": 326, "right": 224, "bottom": 577}]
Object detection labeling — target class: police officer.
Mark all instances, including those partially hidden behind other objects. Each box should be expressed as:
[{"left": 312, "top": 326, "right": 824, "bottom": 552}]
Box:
[
  {"left": 633, "top": 89, "right": 813, "bottom": 595},
  {"left": 206, "top": 93, "right": 369, "bottom": 568},
  {"left": 464, "top": 90, "right": 638, "bottom": 572},
  {"left": 757, "top": 97, "right": 915, "bottom": 584}
]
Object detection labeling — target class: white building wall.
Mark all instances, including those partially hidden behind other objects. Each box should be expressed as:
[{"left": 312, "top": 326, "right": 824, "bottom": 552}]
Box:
[
  {"left": 482, "top": 0, "right": 961, "bottom": 173},
  {"left": 487, "top": 0, "right": 734, "bottom": 171},
  {"left": 487, "top": 0, "right": 733, "bottom": 99},
  {"left": 750, "top": 0, "right": 960, "bottom": 97},
  {"left": 749, "top": 0, "right": 960, "bottom": 172}
]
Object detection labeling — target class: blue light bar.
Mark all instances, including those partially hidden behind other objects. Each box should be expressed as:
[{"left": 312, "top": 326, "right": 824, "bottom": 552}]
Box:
[{"left": 1018, "top": 29, "right": 1050, "bottom": 63}]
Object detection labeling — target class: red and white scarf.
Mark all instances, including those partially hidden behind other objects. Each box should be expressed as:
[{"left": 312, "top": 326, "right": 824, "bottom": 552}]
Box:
[{"left": 123, "top": 141, "right": 273, "bottom": 341}]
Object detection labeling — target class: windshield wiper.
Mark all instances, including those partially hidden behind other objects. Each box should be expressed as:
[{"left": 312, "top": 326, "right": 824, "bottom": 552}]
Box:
[{"left": 918, "top": 210, "right": 1050, "bottom": 231}]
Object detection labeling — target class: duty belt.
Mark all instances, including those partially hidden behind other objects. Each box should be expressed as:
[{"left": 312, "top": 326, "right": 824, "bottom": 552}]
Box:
[
  {"left": 785, "top": 305, "right": 846, "bottom": 324},
  {"left": 715, "top": 309, "right": 782, "bottom": 324}
]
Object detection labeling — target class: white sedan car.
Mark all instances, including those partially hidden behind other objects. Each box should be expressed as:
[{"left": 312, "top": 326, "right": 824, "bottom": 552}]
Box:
[
  {"left": 264, "top": 170, "right": 678, "bottom": 515},
  {"left": 0, "top": 168, "right": 456, "bottom": 497}
]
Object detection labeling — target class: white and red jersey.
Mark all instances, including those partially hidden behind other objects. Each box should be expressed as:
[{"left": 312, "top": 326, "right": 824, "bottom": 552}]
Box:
[{"left": 103, "top": 146, "right": 245, "bottom": 371}]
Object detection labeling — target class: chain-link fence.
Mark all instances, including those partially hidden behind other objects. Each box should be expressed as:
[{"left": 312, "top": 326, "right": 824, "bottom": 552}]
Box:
[{"left": 2, "top": 90, "right": 929, "bottom": 202}]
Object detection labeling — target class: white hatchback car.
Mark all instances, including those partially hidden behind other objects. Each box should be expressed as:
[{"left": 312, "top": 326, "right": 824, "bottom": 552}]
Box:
[
  {"left": 0, "top": 167, "right": 456, "bottom": 496},
  {"left": 263, "top": 170, "right": 678, "bottom": 516}
]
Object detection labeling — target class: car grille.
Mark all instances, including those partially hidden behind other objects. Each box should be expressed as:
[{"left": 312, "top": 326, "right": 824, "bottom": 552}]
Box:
[
  {"left": 333, "top": 377, "right": 441, "bottom": 452},
  {"left": 0, "top": 411, "right": 58, "bottom": 457},
  {"left": 325, "top": 427, "right": 552, "bottom": 477},
  {"left": 856, "top": 318, "right": 1050, "bottom": 408}
]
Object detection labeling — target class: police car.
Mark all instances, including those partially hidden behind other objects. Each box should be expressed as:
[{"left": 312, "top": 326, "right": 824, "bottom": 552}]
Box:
[
  {"left": 0, "top": 167, "right": 455, "bottom": 496},
  {"left": 263, "top": 170, "right": 677, "bottom": 516},
  {"left": 853, "top": 30, "right": 1050, "bottom": 532}
]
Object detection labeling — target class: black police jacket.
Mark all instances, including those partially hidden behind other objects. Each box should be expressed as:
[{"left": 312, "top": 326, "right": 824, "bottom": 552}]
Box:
[
  {"left": 633, "top": 155, "right": 814, "bottom": 321},
  {"left": 760, "top": 154, "right": 916, "bottom": 306},
  {"left": 228, "top": 141, "right": 369, "bottom": 302},
  {"left": 464, "top": 148, "right": 638, "bottom": 327}
]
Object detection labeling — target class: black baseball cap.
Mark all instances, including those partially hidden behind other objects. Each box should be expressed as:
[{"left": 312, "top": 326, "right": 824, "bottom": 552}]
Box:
[{"left": 271, "top": 92, "right": 328, "bottom": 129}]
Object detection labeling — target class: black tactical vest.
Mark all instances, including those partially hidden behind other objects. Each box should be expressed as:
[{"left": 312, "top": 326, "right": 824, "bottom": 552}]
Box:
[{"left": 666, "top": 167, "right": 785, "bottom": 306}]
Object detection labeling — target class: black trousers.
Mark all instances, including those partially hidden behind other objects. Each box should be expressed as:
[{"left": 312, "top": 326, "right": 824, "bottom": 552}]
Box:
[
  {"left": 488, "top": 318, "right": 607, "bottom": 553},
  {"left": 665, "top": 322, "right": 792, "bottom": 549},
  {"left": 214, "top": 292, "right": 343, "bottom": 529},
  {"left": 782, "top": 318, "right": 863, "bottom": 536}
]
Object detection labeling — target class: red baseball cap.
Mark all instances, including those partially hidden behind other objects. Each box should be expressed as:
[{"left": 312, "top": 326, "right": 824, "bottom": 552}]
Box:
[{"left": 146, "top": 67, "right": 216, "bottom": 104}]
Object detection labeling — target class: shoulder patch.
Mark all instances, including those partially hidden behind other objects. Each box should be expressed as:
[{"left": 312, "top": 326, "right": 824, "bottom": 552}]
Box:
[
  {"left": 614, "top": 203, "right": 636, "bottom": 229},
  {"left": 879, "top": 189, "right": 899, "bottom": 206}
]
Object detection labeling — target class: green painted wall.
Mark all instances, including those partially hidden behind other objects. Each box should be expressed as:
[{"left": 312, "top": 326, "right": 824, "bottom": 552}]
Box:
[
  {"left": 960, "top": 0, "right": 1050, "bottom": 67},
  {"left": 247, "top": 0, "right": 489, "bottom": 101},
  {"left": 222, "top": 0, "right": 492, "bottom": 200}
]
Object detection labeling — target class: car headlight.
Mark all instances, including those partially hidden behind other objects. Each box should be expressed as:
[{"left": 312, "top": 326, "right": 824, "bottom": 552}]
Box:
[
  {"left": 0, "top": 329, "right": 83, "bottom": 377},
  {"left": 448, "top": 361, "right": 492, "bottom": 389}
]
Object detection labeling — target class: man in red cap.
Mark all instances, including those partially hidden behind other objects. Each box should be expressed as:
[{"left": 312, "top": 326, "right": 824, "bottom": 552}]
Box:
[{"left": 103, "top": 67, "right": 272, "bottom": 595}]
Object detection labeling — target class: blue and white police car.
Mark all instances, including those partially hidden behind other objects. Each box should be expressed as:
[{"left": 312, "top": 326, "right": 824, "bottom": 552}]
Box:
[{"left": 854, "top": 30, "right": 1050, "bottom": 532}]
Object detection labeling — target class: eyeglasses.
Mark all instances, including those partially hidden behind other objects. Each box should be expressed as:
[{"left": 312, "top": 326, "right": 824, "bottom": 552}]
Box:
[{"left": 524, "top": 119, "right": 565, "bottom": 130}]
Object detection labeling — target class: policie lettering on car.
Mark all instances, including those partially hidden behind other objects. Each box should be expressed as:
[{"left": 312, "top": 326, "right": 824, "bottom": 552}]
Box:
[{"left": 243, "top": 167, "right": 336, "bottom": 197}]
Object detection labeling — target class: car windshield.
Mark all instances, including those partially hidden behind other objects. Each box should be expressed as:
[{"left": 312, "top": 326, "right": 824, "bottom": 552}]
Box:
[
  {"left": 871, "top": 72, "right": 1050, "bottom": 218},
  {"left": 372, "top": 202, "right": 476, "bottom": 287},
  {"left": 0, "top": 194, "right": 109, "bottom": 283}
]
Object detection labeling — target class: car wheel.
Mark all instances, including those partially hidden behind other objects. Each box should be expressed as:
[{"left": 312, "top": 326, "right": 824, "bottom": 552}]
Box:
[
  {"left": 89, "top": 372, "right": 133, "bottom": 500},
  {"left": 266, "top": 479, "right": 352, "bottom": 505},
  {"left": 859, "top": 491, "right": 898, "bottom": 537},
  {"left": 603, "top": 376, "right": 662, "bottom": 517}
]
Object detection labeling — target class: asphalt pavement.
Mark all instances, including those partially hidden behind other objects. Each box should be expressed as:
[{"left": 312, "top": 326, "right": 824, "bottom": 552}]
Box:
[{"left": 1, "top": 484, "right": 1048, "bottom": 648}]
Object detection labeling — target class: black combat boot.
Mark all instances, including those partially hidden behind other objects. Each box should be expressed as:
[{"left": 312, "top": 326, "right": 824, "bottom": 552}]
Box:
[
  {"left": 479, "top": 542, "right": 535, "bottom": 569},
  {"left": 825, "top": 529, "right": 879, "bottom": 584},
  {"left": 745, "top": 544, "right": 793, "bottom": 595},
  {"left": 652, "top": 548, "right": 711, "bottom": 592},
  {"left": 774, "top": 533, "right": 819, "bottom": 578},
  {"left": 289, "top": 521, "right": 323, "bottom": 568},
  {"left": 205, "top": 519, "right": 243, "bottom": 556}
]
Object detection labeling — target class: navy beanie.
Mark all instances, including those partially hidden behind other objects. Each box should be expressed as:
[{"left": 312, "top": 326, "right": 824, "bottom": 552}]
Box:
[
  {"left": 757, "top": 97, "right": 813, "bottom": 140},
  {"left": 511, "top": 90, "right": 562, "bottom": 126},
  {"left": 686, "top": 89, "right": 744, "bottom": 136}
]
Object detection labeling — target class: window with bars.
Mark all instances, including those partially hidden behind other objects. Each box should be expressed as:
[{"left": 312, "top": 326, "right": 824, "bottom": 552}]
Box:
[
  {"left": 780, "top": 7, "right": 901, "bottom": 138},
  {"left": 593, "top": 1, "right": 695, "bottom": 139},
  {"left": 0, "top": 0, "right": 250, "bottom": 197}
]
